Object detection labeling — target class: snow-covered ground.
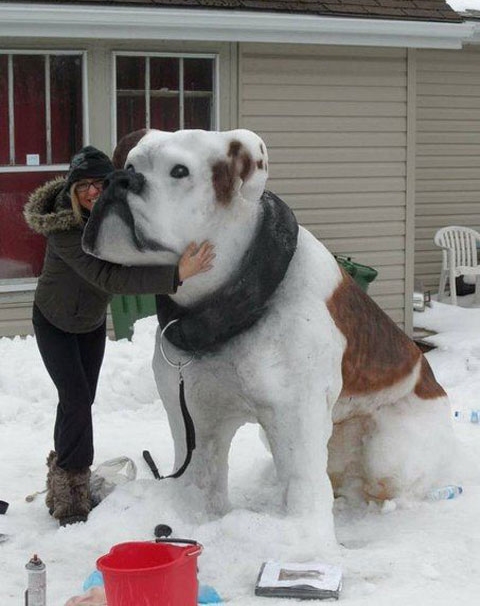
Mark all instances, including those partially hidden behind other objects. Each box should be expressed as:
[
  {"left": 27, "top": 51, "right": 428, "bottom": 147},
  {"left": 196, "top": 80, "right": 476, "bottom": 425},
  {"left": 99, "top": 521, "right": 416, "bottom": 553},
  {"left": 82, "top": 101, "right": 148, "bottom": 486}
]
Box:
[{"left": 1, "top": 300, "right": 480, "bottom": 605}]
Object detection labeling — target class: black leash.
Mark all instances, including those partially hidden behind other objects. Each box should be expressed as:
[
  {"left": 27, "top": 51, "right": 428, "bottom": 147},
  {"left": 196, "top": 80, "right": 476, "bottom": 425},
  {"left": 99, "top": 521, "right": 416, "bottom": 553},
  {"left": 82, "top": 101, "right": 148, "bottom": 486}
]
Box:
[
  {"left": 143, "top": 320, "right": 196, "bottom": 481},
  {"left": 171, "top": 369, "right": 196, "bottom": 478}
]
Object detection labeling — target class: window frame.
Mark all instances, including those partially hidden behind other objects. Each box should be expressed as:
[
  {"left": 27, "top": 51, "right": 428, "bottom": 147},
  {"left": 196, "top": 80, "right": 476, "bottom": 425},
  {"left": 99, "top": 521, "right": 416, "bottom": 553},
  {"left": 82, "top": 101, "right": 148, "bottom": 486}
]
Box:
[
  {"left": 0, "top": 49, "right": 88, "bottom": 173},
  {"left": 111, "top": 51, "right": 219, "bottom": 151}
]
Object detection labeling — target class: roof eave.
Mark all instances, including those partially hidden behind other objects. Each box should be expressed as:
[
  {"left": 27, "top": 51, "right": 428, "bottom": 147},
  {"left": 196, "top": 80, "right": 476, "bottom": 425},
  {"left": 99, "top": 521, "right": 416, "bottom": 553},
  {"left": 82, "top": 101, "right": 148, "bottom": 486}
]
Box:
[{"left": 0, "top": 2, "right": 475, "bottom": 49}]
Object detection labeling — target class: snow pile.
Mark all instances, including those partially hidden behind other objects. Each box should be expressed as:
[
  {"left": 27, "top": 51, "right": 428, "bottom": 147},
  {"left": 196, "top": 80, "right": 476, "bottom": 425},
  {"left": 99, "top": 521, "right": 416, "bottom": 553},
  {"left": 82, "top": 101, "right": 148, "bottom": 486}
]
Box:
[{"left": 1, "top": 305, "right": 480, "bottom": 604}]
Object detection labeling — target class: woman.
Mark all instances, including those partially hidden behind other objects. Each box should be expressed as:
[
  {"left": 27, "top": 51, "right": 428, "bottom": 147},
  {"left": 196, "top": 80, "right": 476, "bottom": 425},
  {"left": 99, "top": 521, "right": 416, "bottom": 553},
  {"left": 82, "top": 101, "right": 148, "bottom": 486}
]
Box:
[{"left": 24, "top": 146, "right": 215, "bottom": 526}]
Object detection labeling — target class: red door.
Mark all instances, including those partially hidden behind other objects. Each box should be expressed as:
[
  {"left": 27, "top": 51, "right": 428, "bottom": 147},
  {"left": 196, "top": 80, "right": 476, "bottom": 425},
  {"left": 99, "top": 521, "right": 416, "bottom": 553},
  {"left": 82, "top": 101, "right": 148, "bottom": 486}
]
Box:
[{"left": 0, "top": 52, "right": 83, "bottom": 282}]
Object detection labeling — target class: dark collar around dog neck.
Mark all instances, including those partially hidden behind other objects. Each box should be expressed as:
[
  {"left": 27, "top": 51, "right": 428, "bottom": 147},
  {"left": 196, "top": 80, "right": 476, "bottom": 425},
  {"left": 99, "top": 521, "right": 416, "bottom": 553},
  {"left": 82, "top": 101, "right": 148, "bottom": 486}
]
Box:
[{"left": 156, "top": 190, "right": 299, "bottom": 355}]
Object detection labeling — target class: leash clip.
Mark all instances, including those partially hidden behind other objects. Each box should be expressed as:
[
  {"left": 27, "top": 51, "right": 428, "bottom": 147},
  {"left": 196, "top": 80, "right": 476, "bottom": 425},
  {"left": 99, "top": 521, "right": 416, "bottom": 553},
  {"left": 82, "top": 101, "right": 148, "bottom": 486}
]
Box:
[{"left": 159, "top": 318, "right": 194, "bottom": 371}]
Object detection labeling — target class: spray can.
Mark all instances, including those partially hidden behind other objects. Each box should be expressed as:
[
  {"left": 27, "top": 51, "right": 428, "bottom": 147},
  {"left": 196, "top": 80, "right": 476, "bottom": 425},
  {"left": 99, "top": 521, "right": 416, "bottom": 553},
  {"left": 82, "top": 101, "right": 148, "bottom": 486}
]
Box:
[{"left": 25, "top": 554, "right": 46, "bottom": 606}]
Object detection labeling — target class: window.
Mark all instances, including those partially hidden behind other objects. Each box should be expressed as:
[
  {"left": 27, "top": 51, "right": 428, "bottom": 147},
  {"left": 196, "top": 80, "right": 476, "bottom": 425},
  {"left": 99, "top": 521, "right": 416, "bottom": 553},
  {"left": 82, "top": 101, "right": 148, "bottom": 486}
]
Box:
[
  {"left": 114, "top": 53, "right": 217, "bottom": 144},
  {"left": 0, "top": 53, "right": 83, "bottom": 168},
  {"left": 0, "top": 51, "right": 85, "bottom": 285}
]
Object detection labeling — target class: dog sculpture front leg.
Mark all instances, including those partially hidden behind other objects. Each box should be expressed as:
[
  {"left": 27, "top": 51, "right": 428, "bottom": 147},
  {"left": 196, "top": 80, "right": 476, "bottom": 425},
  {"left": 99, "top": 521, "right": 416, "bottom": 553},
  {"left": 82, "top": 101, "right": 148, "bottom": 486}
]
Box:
[
  {"left": 153, "top": 337, "right": 247, "bottom": 518},
  {"left": 258, "top": 392, "right": 337, "bottom": 547}
]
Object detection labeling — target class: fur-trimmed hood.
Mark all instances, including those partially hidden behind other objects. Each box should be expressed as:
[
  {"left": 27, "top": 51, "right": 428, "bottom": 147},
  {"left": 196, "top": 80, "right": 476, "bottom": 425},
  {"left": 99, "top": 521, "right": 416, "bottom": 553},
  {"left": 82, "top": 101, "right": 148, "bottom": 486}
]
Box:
[{"left": 24, "top": 177, "right": 80, "bottom": 236}]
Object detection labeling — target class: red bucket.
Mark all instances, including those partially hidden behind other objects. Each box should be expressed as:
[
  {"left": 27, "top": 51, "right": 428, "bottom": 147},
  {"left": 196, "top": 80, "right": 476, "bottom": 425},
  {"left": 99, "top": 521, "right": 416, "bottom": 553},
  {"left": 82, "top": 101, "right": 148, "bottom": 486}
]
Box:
[{"left": 97, "top": 539, "right": 202, "bottom": 606}]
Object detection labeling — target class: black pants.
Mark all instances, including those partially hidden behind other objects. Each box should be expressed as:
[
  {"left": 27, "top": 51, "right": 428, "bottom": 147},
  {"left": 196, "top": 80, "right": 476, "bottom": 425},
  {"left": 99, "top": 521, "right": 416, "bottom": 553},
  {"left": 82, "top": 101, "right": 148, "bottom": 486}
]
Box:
[{"left": 33, "top": 305, "right": 106, "bottom": 470}]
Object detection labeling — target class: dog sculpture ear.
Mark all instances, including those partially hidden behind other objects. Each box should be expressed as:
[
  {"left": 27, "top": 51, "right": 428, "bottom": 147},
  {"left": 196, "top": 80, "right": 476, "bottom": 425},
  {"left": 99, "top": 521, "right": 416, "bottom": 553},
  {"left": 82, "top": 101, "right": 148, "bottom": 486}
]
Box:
[
  {"left": 112, "top": 129, "right": 149, "bottom": 169},
  {"left": 213, "top": 129, "right": 268, "bottom": 205}
]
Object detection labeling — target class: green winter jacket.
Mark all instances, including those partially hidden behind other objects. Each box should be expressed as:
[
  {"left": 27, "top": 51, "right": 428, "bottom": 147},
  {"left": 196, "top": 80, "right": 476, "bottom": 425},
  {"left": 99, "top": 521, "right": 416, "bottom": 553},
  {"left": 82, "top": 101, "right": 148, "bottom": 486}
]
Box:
[{"left": 24, "top": 177, "right": 179, "bottom": 333}]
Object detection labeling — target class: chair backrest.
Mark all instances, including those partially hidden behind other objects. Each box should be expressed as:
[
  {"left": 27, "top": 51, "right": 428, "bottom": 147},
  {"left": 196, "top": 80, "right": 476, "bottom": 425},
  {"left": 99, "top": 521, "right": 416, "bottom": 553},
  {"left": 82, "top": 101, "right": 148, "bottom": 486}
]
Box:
[{"left": 434, "top": 225, "right": 480, "bottom": 269}]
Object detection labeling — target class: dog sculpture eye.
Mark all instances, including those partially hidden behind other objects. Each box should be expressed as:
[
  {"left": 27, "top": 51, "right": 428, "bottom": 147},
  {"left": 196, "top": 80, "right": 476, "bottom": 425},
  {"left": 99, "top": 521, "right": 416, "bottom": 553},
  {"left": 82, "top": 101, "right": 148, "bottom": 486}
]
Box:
[{"left": 170, "top": 164, "right": 190, "bottom": 179}]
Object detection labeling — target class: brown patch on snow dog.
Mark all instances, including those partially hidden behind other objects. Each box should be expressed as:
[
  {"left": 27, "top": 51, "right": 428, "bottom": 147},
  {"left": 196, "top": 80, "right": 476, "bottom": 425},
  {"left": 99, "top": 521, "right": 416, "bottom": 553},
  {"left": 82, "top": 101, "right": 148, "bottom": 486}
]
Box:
[
  {"left": 212, "top": 140, "right": 256, "bottom": 206},
  {"left": 327, "top": 270, "right": 442, "bottom": 399}
]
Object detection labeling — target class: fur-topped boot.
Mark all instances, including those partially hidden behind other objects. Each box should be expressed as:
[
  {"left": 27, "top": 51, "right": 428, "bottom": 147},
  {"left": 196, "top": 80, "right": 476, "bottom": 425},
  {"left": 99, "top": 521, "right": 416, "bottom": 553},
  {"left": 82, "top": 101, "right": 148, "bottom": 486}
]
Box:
[
  {"left": 49, "top": 457, "right": 92, "bottom": 526},
  {"left": 45, "top": 450, "right": 57, "bottom": 515}
]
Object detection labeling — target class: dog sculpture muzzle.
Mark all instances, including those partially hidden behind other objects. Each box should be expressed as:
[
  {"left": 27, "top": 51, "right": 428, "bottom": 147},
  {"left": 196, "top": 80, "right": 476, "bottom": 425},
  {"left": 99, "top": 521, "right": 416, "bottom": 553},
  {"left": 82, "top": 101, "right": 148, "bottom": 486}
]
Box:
[{"left": 83, "top": 168, "right": 173, "bottom": 258}]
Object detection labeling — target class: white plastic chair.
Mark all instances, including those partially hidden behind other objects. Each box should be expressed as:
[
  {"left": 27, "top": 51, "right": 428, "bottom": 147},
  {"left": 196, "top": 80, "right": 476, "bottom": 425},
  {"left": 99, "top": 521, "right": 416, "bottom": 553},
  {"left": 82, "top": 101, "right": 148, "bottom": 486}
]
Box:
[{"left": 434, "top": 225, "right": 480, "bottom": 306}]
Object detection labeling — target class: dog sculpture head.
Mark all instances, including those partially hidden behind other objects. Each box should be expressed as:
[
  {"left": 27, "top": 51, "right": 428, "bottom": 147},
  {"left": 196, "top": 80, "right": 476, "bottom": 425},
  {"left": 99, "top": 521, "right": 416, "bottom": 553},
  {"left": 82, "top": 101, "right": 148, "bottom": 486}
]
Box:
[{"left": 83, "top": 129, "right": 269, "bottom": 266}]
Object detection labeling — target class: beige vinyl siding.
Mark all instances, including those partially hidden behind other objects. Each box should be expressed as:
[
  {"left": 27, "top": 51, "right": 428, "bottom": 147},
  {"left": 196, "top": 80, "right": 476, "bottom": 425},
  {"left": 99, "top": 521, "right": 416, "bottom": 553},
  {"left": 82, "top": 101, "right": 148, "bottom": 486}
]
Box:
[
  {"left": 415, "top": 46, "right": 480, "bottom": 293},
  {"left": 240, "top": 44, "right": 409, "bottom": 325},
  {"left": 0, "top": 291, "right": 114, "bottom": 338},
  {"left": 0, "top": 292, "right": 35, "bottom": 338}
]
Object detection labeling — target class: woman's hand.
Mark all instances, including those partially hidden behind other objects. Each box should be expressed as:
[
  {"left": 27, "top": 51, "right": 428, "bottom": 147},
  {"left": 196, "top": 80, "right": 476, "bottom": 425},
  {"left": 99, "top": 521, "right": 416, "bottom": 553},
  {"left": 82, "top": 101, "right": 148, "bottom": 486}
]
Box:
[{"left": 178, "top": 241, "right": 215, "bottom": 282}]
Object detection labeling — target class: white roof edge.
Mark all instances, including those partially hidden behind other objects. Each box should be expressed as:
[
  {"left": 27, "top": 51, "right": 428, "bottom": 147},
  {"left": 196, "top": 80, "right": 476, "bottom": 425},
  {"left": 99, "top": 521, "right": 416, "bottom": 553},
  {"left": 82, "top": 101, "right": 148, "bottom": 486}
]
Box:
[{"left": 0, "top": 2, "right": 475, "bottom": 49}]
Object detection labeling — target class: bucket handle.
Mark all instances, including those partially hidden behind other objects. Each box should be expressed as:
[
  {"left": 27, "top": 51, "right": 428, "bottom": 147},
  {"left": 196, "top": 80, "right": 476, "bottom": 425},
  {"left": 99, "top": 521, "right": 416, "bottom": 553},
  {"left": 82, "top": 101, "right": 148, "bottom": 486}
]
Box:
[{"left": 154, "top": 537, "right": 203, "bottom": 557}]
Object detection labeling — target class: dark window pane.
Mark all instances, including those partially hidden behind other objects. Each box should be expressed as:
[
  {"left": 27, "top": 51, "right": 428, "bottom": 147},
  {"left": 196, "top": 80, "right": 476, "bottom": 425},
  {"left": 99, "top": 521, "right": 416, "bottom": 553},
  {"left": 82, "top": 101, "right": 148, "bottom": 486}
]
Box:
[
  {"left": 150, "top": 58, "right": 179, "bottom": 132},
  {"left": 0, "top": 55, "right": 9, "bottom": 165},
  {"left": 150, "top": 57, "right": 179, "bottom": 91},
  {"left": 184, "top": 59, "right": 214, "bottom": 130},
  {"left": 117, "top": 56, "right": 146, "bottom": 141},
  {"left": 50, "top": 55, "right": 83, "bottom": 164},
  {"left": 14, "top": 55, "right": 46, "bottom": 165},
  {"left": 184, "top": 58, "right": 213, "bottom": 92},
  {"left": 184, "top": 97, "right": 211, "bottom": 130},
  {"left": 151, "top": 97, "right": 179, "bottom": 132},
  {"left": 0, "top": 171, "right": 63, "bottom": 279},
  {"left": 117, "top": 96, "right": 146, "bottom": 142},
  {"left": 117, "top": 56, "right": 145, "bottom": 90}
]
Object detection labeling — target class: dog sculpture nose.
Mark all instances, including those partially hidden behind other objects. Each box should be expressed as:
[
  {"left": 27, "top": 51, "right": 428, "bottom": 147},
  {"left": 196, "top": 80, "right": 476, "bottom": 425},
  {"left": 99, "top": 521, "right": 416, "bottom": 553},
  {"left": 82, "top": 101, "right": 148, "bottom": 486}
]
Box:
[{"left": 104, "top": 169, "right": 145, "bottom": 195}]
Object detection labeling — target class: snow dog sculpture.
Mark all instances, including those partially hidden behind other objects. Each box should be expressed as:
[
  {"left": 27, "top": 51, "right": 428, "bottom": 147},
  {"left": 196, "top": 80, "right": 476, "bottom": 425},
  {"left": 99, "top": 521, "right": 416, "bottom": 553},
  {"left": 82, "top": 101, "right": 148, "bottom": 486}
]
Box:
[{"left": 83, "top": 129, "right": 454, "bottom": 546}]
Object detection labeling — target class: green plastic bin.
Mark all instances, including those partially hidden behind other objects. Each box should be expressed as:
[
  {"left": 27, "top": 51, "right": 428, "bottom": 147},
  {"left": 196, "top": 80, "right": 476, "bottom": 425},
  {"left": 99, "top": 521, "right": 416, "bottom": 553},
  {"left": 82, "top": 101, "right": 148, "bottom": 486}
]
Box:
[
  {"left": 110, "top": 295, "right": 157, "bottom": 340},
  {"left": 335, "top": 255, "right": 378, "bottom": 292}
]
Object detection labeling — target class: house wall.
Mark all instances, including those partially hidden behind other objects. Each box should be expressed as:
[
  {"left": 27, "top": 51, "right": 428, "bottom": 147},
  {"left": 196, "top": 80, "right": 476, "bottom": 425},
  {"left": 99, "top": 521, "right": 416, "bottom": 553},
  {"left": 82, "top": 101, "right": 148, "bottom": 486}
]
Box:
[
  {"left": 0, "top": 38, "right": 235, "bottom": 338},
  {"left": 415, "top": 45, "right": 480, "bottom": 293},
  {"left": 7, "top": 39, "right": 473, "bottom": 337},
  {"left": 239, "top": 43, "right": 411, "bottom": 327}
]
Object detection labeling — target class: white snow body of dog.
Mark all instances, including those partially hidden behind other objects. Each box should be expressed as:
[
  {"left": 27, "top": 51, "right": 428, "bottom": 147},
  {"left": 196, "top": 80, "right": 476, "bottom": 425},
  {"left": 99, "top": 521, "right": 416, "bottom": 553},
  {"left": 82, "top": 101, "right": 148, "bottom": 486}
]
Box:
[{"left": 84, "top": 128, "right": 454, "bottom": 547}]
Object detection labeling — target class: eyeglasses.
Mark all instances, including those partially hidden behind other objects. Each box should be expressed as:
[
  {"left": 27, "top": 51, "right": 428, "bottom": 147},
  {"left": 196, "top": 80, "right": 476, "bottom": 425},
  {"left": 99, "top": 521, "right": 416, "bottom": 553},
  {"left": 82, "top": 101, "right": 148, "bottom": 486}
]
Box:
[{"left": 76, "top": 179, "right": 104, "bottom": 193}]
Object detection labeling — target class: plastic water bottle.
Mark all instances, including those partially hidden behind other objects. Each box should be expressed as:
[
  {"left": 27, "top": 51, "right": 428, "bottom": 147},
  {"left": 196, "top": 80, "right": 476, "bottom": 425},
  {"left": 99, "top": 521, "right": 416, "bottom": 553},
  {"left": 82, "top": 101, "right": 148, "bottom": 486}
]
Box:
[
  {"left": 454, "top": 410, "right": 480, "bottom": 423},
  {"left": 428, "top": 485, "right": 463, "bottom": 501}
]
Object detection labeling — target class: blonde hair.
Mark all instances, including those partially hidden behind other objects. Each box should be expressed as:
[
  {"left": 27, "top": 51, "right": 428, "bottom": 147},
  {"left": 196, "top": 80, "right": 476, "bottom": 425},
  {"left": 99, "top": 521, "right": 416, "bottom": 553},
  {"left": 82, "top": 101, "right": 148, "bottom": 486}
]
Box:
[{"left": 69, "top": 182, "right": 85, "bottom": 225}]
